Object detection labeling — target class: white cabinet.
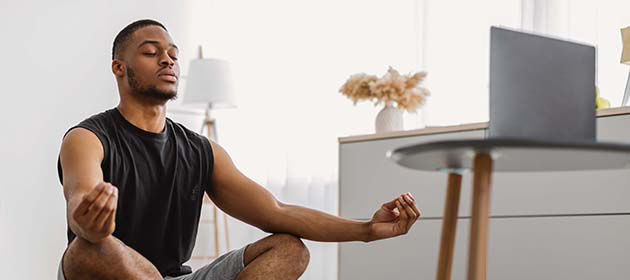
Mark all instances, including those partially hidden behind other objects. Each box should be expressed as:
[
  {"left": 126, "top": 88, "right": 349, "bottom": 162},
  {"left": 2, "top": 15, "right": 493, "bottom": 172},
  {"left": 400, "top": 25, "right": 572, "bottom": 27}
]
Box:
[{"left": 338, "top": 114, "right": 630, "bottom": 279}]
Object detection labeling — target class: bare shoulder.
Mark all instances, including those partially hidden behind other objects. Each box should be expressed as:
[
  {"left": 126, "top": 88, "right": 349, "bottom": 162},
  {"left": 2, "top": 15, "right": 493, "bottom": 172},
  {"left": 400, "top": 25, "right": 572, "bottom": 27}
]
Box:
[
  {"left": 60, "top": 128, "right": 104, "bottom": 162},
  {"left": 208, "top": 139, "right": 228, "bottom": 161},
  {"left": 207, "top": 139, "right": 242, "bottom": 184},
  {"left": 208, "top": 139, "right": 237, "bottom": 166}
]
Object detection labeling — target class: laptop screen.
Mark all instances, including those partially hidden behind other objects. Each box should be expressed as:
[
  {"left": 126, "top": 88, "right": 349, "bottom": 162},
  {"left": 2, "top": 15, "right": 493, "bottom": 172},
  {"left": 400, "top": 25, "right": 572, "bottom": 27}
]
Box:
[{"left": 488, "top": 26, "right": 596, "bottom": 142}]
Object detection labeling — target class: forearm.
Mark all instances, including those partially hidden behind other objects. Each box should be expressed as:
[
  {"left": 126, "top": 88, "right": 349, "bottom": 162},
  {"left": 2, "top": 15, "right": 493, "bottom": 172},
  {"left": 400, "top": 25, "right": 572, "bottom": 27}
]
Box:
[{"left": 268, "top": 203, "right": 372, "bottom": 243}]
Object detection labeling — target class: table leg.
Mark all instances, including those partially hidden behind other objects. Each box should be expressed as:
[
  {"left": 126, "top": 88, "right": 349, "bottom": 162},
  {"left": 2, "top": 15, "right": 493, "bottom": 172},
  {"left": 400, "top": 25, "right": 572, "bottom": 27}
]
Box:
[
  {"left": 467, "top": 153, "right": 493, "bottom": 280},
  {"left": 436, "top": 173, "right": 463, "bottom": 280}
]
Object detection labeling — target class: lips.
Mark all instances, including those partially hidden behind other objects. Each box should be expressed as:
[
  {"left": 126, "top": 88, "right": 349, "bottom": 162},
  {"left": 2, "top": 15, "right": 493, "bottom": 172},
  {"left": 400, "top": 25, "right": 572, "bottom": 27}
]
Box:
[
  {"left": 158, "top": 70, "right": 178, "bottom": 83},
  {"left": 159, "top": 74, "right": 177, "bottom": 82}
]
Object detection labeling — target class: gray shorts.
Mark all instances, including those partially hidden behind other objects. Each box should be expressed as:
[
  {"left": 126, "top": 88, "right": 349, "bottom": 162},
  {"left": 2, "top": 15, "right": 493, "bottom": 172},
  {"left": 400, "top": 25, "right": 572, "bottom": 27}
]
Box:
[{"left": 58, "top": 244, "right": 249, "bottom": 280}]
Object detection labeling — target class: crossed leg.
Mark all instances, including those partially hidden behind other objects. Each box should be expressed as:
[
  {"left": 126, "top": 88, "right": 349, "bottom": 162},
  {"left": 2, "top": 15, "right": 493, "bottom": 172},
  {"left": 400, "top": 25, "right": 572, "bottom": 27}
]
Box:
[
  {"left": 237, "top": 233, "right": 310, "bottom": 279},
  {"left": 62, "top": 235, "right": 162, "bottom": 280},
  {"left": 62, "top": 233, "right": 310, "bottom": 280}
]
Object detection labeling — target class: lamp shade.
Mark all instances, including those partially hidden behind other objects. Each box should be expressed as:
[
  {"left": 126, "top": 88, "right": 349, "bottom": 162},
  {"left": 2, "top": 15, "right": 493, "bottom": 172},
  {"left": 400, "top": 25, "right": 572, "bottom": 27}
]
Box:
[
  {"left": 622, "top": 26, "right": 630, "bottom": 65},
  {"left": 183, "top": 58, "right": 236, "bottom": 108}
]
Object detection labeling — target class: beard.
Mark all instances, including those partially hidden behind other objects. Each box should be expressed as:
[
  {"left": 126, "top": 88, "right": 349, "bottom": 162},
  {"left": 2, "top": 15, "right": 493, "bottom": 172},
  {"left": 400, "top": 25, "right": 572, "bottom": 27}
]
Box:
[{"left": 127, "top": 66, "right": 178, "bottom": 102}]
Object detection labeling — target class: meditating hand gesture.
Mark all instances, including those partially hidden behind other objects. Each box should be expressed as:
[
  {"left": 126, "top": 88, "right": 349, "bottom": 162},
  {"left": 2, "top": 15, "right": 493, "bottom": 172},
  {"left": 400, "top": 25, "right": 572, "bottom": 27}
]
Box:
[
  {"left": 368, "top": 193, "right": 421, "bottom": 242},
  {"left": 71, "top": 182, "right": 119, "bottom": 244}
]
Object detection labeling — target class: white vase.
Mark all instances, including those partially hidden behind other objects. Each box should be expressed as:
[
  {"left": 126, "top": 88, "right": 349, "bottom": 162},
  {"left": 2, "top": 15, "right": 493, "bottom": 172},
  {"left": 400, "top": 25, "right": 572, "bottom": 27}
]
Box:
[{"left": 375, "top": 101, "right": 403, "bottom": 133}]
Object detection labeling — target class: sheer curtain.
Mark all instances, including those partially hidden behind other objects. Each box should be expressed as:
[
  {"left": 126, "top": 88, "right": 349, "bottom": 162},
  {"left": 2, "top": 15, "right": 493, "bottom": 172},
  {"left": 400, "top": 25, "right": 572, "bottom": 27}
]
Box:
[
  {"left": 422, "top": 0, "right": 522, "bottom": 125},
  {"left": 179, "top": 0, "right": 423, "bottom": 278},
  {"left": 521, "top": 0, "right": 630, "bottom": 107},
  {"left": 174, "top": 0, "right": 527, "bottom": 278}
]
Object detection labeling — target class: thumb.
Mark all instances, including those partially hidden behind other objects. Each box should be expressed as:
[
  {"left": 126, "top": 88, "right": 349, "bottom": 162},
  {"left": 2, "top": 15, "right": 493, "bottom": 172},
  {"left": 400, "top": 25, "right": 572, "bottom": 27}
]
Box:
[{"left": 381, "top": 197, "right": 398, "bottom": 211}]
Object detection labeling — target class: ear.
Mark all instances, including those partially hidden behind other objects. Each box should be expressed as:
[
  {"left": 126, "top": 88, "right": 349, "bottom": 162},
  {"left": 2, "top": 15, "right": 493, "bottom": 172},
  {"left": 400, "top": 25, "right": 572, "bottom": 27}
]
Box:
[{"left": 111, "top": 59, "right": 125, "bottom": 78}]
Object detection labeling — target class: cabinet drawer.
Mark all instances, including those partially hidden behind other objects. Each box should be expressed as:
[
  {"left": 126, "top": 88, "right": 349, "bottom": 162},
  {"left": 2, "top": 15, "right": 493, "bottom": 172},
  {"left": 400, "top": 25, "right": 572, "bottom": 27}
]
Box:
[
  {"left": 339, "top": 215, "right": 630, "bottom": 279},
  {"left": 339, "top": 129, "right": 484, "bottom": 219},
  {"left": 487, "top": 114, "right": 630, "bottom": 216}
]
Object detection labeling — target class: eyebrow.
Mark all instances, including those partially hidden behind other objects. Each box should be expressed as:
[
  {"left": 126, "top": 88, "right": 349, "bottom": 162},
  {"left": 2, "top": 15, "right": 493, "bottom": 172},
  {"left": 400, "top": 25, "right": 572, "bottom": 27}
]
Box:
[{"left": 137, "top": 40, "right": 179, "bottom": 50}]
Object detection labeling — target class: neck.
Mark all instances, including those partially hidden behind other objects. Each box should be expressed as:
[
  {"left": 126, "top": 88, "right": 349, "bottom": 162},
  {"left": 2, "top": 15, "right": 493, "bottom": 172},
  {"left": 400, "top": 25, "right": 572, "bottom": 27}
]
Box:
[{"left": 117, "top": 97, "right": 167, "bottom": 134}]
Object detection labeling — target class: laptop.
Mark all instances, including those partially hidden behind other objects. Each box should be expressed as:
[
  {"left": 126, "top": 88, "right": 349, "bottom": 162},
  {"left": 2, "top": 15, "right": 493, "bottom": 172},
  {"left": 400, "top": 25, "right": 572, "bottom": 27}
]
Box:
[
  {"left": 387, "top": 27, "right": 630, "bottom": 173},
  {"left": 488, "top": 26, "right": 596, "bottom": 142}
]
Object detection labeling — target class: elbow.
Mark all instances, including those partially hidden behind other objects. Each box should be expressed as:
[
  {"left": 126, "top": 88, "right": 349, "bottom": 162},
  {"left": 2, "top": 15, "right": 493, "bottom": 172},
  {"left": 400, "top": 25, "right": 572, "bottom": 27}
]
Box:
[
  {"left": 260, "top": 226, "right": 275, "bottom": 234},
  {"left": 259, "top": 223, "right": 283, "bottom": 234},
  {"left": 258, "top": 220, "right": 275, "bottom": 233},
  {"left": 258, "top": 202, "right": 287, "bottom": 234}
]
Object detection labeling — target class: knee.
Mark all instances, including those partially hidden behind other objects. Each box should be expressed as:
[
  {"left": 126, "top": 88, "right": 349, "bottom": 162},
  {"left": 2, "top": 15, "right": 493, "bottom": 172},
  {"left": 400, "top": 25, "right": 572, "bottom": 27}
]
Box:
[
  {"left": 64, "top": 236, "right": 102, "bottom": 275},
  {"left": 270, "top": 233, "right": 310, "bottom": 270},
  {"left": 63, "top": 236, "right": 121, "bottom": 279},
  {"left": 63, "top": 236, "right": 160, "bottom": 280}
]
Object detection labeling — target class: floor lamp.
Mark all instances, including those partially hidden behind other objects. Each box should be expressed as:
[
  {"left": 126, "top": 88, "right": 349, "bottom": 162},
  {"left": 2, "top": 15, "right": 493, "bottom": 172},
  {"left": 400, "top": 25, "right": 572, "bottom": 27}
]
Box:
[
  {"left": 183, "top": 46, "right": 237, "bottom": 258},
  {"left": 621, "top": 27, "right": 630, "bottom": 106}
]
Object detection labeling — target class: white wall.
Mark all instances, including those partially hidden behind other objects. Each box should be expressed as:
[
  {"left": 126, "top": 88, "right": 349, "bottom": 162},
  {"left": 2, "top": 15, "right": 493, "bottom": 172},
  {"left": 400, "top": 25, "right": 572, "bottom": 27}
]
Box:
[
  {"left": 186, "top": 1, "right": 423, "bottom": 279},
  {"left": 0, "top": 1, "right": 426, "bottom": 278},
  {"left": 0, "top": 1, "right": 196, "bottom": 278}
]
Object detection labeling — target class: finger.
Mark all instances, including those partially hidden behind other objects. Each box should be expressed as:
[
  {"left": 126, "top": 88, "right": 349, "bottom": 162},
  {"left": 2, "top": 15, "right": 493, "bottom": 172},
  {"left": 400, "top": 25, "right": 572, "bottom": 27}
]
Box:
[
  {"left": 381, "top": 197, "right": 399, "bottom": 211},
  {"left": 408, "top": 192, "right": 416, "bottom": 202},
  {"left": 382, "top": 193, "right": 410, "bottom": 211},
  {"left": 94, "top": 187, "right": 118, "bottom": 230},
  {"left": 103, "top": 198, "right": 117, "bottom": 233},
  {"left": 402, "top": 194, "right": 419, "bottom": 232},
  {"left": 74, "top": 183, "right": 106, "bottom": 219},
  {"left": 403, "top": 192, "right": 421, "bottom": 217},
  {"left": 406, "top": 194, "right": 422, "bottom": 218},
  {"left": 84, "top": 184, "right": 115, "bottom": 224},
  {"left": 395, "top": 199, "right": 409, "bottom": 234}
]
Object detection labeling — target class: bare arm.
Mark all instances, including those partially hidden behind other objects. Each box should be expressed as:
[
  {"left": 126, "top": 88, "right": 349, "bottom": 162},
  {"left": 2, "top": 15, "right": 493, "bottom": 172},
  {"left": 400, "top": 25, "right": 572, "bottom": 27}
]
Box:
[
  {"left": 206, "top": 140, "right": 420, "bottom": 243},
  {"left": 59, "top": 128, "right": 119, "bottom": 244}
]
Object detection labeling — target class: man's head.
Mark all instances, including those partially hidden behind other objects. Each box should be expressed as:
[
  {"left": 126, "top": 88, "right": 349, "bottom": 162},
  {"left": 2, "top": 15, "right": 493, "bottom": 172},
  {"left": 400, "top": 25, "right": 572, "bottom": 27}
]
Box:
[{"left": 111, "top": 19, "right": 180, "bottom": 104}]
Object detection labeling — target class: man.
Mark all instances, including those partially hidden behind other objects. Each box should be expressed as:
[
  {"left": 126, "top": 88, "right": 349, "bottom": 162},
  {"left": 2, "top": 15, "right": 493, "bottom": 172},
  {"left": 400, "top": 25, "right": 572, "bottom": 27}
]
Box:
[{"left": 57, "top": 19, "right": 421, "bottom": 280}]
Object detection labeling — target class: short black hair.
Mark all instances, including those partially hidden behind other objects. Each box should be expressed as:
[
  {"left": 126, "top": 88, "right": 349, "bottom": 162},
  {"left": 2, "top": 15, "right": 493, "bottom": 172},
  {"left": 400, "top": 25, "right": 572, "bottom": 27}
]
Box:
[{"left": 112, "top": 19, "right": 168, "bottom": 60}]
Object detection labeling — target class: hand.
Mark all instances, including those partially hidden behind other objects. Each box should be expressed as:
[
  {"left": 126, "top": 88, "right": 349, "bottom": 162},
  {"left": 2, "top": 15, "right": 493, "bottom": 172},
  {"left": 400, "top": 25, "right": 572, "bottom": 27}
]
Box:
[
  {"left": 367, "top": 193, "right": 421, "bottom": 242},
  {"left": 72, "top": 182, "right": 118, "bottom": 244}
]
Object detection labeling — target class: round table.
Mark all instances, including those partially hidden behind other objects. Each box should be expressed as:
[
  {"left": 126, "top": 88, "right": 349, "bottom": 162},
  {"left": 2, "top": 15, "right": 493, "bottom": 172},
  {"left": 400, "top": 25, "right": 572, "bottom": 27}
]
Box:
[{"left": 387, "top": 138, "right": 630, "bottom": 280}]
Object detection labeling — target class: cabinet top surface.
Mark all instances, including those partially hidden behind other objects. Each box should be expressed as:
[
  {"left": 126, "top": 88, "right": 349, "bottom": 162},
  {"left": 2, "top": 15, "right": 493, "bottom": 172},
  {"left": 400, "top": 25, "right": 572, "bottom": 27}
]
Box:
[{"left": 338, "top": 106, "right": 630, "bottom": 144}]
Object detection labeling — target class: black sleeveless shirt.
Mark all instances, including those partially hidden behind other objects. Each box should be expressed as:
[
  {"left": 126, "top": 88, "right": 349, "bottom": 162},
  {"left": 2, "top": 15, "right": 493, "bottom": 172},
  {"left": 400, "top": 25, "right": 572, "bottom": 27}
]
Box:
[{"left": 57, "top": 108, "right": 214, "bottom": 277}]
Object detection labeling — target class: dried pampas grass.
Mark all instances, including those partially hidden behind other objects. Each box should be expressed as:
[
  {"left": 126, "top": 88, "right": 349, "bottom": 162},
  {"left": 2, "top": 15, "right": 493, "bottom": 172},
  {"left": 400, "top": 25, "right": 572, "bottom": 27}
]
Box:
[{"left": 339, "top": 66, "right": 429, "bottom": 113}]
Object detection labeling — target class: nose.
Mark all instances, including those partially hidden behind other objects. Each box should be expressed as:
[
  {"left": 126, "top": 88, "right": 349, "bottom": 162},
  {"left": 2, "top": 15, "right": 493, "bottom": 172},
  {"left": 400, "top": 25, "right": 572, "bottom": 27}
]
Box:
[{"left": 159, "top": 51, "right": 175, "bottom": 67}]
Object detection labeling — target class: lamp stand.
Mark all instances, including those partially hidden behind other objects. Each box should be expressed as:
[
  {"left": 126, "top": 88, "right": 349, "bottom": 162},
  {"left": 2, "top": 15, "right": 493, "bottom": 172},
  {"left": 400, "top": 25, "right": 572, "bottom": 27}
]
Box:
[
  {"left": 623, "top": 70, "right": 630, "bottom": 107},
  {"left": 201, "top": 105, "right": 230, "bottom": 259},
  {"left": 203, "top": 108, "right": 218, "bottom": 143}
]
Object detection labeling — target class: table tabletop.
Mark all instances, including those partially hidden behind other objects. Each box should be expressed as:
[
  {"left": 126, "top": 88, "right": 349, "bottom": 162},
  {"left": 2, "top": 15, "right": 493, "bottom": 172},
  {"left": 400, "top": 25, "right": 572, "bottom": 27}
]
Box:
[{"left": 387, "top": 138, "right": 630, "bottom": 172}]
